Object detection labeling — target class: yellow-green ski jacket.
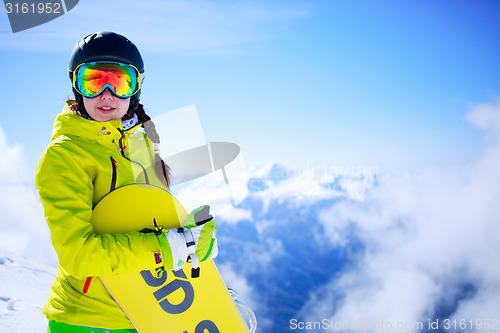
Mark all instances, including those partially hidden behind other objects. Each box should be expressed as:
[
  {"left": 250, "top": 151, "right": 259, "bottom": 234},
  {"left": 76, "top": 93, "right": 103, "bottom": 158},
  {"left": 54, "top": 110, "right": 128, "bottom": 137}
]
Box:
[{"left": 36, "top": 101, "right": 167, "bottom": 329}]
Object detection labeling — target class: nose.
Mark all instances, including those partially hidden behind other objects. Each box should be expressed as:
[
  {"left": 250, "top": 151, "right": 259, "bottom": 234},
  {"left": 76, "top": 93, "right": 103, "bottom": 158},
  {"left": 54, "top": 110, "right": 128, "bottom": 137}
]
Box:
[{"left": 100, "top": 88, "right": 114, "bottom": 99}]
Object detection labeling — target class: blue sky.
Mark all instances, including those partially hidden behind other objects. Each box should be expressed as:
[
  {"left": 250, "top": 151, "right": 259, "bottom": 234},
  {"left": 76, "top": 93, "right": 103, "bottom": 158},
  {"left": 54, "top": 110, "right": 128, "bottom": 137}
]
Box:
[
  {"left": 1, "top": 2, "right": 500, "bottom": 331},
  {"left": 1, "top": 0, "right": 500, "bottom": 175}
]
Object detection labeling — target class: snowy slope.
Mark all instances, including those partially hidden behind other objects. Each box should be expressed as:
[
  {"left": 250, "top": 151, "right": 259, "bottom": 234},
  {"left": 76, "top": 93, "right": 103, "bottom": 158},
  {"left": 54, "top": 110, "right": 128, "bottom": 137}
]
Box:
[{"left": 0, "top": 248, "right": 55, "bottom": 332}]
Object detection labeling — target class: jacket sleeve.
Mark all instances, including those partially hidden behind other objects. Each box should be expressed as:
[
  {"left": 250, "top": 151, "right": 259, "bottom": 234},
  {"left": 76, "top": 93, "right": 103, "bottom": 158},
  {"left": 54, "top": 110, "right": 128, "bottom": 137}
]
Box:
[{"left": 36, "top": 139, "right": 163, "bottom": 279}]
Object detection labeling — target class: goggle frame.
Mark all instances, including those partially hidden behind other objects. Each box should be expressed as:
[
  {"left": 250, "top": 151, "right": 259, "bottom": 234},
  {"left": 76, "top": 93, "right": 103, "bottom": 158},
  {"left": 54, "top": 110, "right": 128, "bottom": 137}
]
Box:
[{"left": 72, "top": 61, "right": 144, "bottom": 99}]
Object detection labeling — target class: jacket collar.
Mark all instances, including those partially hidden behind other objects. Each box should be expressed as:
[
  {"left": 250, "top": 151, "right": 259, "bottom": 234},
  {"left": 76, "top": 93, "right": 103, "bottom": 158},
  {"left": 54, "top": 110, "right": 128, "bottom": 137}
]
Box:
[{"left": 51, "top": 100, "right": 125, "bottom": 143}]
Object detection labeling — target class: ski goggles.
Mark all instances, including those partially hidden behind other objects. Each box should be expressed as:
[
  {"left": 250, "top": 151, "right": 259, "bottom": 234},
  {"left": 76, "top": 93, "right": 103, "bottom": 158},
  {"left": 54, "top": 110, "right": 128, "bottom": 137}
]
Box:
[{"left": 73, "top": 61, "right": 143, "bottom": 98}]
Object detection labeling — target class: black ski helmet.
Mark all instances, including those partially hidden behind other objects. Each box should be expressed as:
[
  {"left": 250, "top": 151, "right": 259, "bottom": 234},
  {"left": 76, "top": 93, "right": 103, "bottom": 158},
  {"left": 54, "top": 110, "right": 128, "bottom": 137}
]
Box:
[{"left": 68, "top": 31, "right": 145, "bottom": 116}]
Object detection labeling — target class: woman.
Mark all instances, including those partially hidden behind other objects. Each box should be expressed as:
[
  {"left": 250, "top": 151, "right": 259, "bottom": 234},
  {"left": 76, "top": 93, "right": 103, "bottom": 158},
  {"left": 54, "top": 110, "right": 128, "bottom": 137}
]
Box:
[{"left": 36, "top": 31, "right": 217, "bottom": 332}]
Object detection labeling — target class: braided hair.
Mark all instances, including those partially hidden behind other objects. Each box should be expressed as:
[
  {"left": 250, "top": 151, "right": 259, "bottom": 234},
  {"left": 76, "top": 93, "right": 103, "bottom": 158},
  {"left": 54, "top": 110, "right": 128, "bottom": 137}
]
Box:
[{"left": 134, "top": 103, "right": 171, "bottom": 188}]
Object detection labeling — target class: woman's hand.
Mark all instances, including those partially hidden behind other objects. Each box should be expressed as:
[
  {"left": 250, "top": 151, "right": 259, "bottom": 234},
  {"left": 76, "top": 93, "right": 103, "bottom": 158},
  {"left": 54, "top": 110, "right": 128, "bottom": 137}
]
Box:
[{"left": 157, "top": 205, "right": 218, "bottom": 275}]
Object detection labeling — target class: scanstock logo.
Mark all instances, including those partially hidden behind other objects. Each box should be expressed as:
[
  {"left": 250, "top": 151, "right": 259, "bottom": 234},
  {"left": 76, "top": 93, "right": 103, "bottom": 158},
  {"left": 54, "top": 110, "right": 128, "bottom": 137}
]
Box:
[{"left": 4, "top": 0, "right": 79, "bottom": 33}]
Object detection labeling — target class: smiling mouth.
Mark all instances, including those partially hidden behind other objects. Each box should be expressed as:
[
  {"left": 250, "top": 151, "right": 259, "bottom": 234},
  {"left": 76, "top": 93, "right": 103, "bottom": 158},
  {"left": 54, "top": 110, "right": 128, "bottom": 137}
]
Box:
[{"left": 98, "top": 106, "right": 115, "bottom": 112}]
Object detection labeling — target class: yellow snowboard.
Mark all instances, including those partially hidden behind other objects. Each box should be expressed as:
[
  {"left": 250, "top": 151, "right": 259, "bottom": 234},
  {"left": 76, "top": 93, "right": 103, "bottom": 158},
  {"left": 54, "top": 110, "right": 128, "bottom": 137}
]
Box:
[{"left": 91, "top": 184, "right": 250, "bottom": 333}]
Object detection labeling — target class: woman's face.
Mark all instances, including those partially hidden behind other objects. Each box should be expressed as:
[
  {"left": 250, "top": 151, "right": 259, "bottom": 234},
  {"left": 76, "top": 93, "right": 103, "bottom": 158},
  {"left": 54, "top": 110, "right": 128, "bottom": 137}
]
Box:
[{"left": 83, "top": 88, "right": 131, "bottom": 122}]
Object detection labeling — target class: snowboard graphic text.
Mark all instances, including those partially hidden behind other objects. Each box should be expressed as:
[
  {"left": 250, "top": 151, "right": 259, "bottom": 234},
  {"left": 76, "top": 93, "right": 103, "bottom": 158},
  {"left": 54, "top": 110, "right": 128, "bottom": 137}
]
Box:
[{"left": 140, "top": 268, "right": 221, "bottom": 332}]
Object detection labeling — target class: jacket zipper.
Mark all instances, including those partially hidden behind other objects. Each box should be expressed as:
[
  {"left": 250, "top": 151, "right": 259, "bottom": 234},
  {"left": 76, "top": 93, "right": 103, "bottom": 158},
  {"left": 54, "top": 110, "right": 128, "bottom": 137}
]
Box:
[
  {"left": 110, "top": 156, "right": 118, "bottom": 192},
  {"left": 117, "top": 128, "right": 149, "bottom": 184}
]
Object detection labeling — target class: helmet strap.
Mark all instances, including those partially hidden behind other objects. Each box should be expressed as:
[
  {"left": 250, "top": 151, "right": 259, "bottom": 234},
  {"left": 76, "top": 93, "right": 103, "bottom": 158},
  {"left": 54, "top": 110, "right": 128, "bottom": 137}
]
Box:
[{"left": 73, "top": 88, "right": 90, "bottom": 118}]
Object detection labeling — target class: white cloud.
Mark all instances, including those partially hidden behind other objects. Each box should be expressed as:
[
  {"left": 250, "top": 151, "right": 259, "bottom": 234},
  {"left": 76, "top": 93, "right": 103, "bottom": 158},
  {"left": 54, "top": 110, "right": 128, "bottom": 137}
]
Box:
[
  {"left": 300, "top": 98, "right": 500, "bottom": 328},
  {"left": 0, "top": 125, "right": 24, "bottom": 184},
  {"left": 247, "top": 162, "right": 378, "bottom": 214},
  {"left": 466, "top": 97, "right": 500, "bottom": 134},
  {"left": 216, "top": 262, "right": 263, "bottom": 332},
  {"left": 171, "top": 168, "right": 252, "bottom": 223},
  {"left": 0, "top": 123, "right": 56, "bottom": 267},
  {"left": 218, "top": 262, "right": 257, "bottom": 309}
]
